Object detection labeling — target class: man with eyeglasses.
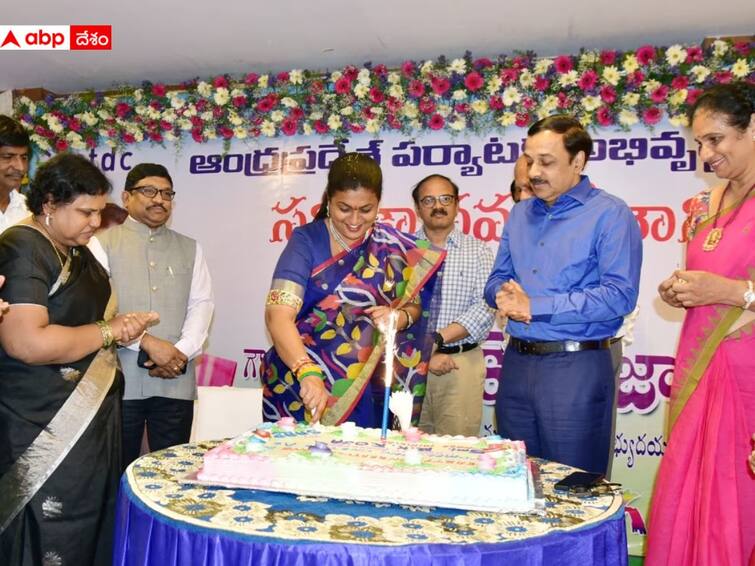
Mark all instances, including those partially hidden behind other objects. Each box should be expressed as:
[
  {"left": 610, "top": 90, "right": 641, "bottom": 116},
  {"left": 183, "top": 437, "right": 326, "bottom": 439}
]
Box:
[
  {"left": 484, "top": 115, "right": 641, "bottom": 476},
  {"left": 0, "top": 116, "right": 32, "bottom": 234},
  {"left": 412, "top": 174, "right": 495, "bottom": 437},
  {"left": 90, "top": 163, "right": 214, "bottom": 468}
]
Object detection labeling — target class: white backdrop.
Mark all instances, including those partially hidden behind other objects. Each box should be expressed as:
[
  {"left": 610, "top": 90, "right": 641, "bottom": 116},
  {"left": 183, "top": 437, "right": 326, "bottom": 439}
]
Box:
[{"left": 92, "top": 123, "right": 716, "bottom": 554}]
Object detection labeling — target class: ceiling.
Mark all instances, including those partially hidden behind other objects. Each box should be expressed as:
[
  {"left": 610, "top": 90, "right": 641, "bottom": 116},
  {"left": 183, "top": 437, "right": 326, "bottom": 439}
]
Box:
[{"left": 1, "top": 0, "right": 753, "bottom": 94}]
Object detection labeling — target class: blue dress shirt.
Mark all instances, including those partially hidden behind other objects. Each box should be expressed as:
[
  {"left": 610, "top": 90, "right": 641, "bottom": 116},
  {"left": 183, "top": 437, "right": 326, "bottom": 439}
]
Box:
[{"left": 484, "top": 175, "right": 642, "bottom": 341}]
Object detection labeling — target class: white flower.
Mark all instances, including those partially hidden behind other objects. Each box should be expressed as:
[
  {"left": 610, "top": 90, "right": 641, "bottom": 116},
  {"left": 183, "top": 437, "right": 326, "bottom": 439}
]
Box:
[
  {"left": 98, "top": 129, "right": 110, "bottom": 138},
  {"left": 581, "top": 95, "right": 601, "bottom": 112},
  {"left": 261, "top": 120, "right": 276, "bottom": 136},
  {"left": 354, "top": 84, "right": 369, "bottom": 99},
  {"left": 178, "top": 118, "right": 192, "bottom": 131},
  {"left": 519, "top": 69, "right": 534, "bottom": 88},
  {"left": 185, "top": 105, "right": 197, "bottom": 117},
  {"left": 47, "top": 116, "right": 63, "bottom": 134},
  {"left": 228, "top": 112, "right": 243, "bottom": 126},
  {"left": 200, "top": 111, "right": 214, "bottom": 121},
  {"left": 409, "top": 119, "right": 421, "bottom": 129},
  {"left": 618, "top": 109, "right": 639, "bottom": 126},
  {"left": 80, "top": 112, "right": 98, "bottom": 126},
  {"left": 388, "top": 84, "right": 405, "bottom": 99},
  {"left": 133, "top": 131, "right": 144, "bottom": 142},
  {"left": 170, "top": 96, "right": 185, "bottom": 110},
  {"left": 665, "top": 45, "right": 687, "bottom": 66},
  {"left": 289, "top": 69, "right": 304, "bottom": 85},
  {"left": 370, "top": 106, "right": 383, "bottom": 115},
  {"left": 643, "top": 79, "right": 661, "bottom": 94},
  {"left": 542, "top": 95, "right": 558, "bottom": 113},
  {"left": 498, "top": 112, "right": 517, "bottom": 126},
  {"left": 327, "top": 114, "right": 342, "bottom": 130},
  {"left": 579, "top": 51, "right": 598, "bottom": 66},
  {"left": 134, "top": 105, "right": 148, "bottom": 116},
  {"left": 712, "top": 39, "right": 728, "bottom": 58},
  {"left": 270, "top": 110, "right": 285, "bottom": 122},
  {"left": 732, "top": 58, "right": 751, "bottom": 79},
  {"left": 258, "top": 75, "right": 269, "bottom": 89},
  {"left": 357, "top": 68, "right": 371, "bottom": 85},
  {"left": 602, "top": 66, "right": 621, "bottom": 86},
  {"left": 471, "top": 99, "right": 488, "bottom": 114},
  {"left": 233, "top": 127, "right": 248, "bottom": 139},
  {"left": 213, "top": 87, "right": 230, "bottom": 106},
  {"left": 302, "top": 123, "right": 313, "bottom": 136},
  {"left": 309, "top": 111, "right": 323, "bottom": 120},
  {"left": 449, "top": 115, "right": 466, "bottom": 131},
  {"left": 622, "top": 92, "right": 640, "bottom": 106},
  {"left": 387, "top": 72, "right": 401, "bottom": 84},
  {"left": 230, "top": 88, "right": 245, "bottom": 98},
  {"left": 196, "top": 82, "right": 212, "bottom": 97},
  {"left": 436, "top": 104, "right": 452, "bottom": 117},
  {"left": 65, "top": 130, "right": 84, "bottom": 146},
  {"left": 691, "top": 65, "right": 711, "bottom": 83},
  {"left": 105, "top": 139, "right": 116, "bottom": 148},
  {"left": 366, "top": 118, "right": 381, "bottom": 134},
  {"left": 280, "top": 97, "right": 298, "bottom": 108},
  {"left": 558, "top": 70, "right": 579, "bottom": 87},
  {"left": 31, "top": 135, "right": 51, "bottom": 152},
  {"left": 202, "top": 128, "right": 216, "bottom": 140},
  {"left": 486, "top": 76, "right": 503, "bottom": 95},
  {"left": 164, "top": 131, "right": 177, "bottom": 142},
  {"left": 534, "top": 58, "right": 553, "bottom": 74},
  {"left": 451, "top": 89, "right": 467, "bottom": 101},
  {"left": 502, "top": 86, "right": 522, "bottom": 106},
  {"left": 148, "top": 107, "right": 162, "bottom": 120},
  {"left": 339, "top": 106, "right": 354, "bottom": 116},
  {"left": 133, "top": 89, "right": 144, "bottom": 102},
  {"left": 420, "top": 60, "right": 434, "bottom": 75},
  {"left": 330, "top": 71, "right": 342, "bottom": 82},
  {"left": 402, "top": 102, "right": 419, "bottom": 118},
  {"left": 668, "top": 114, "right": 689, "bottom": 128},
  {"left": 449, "top": 58, "right": 467, "bottom": 74},
  {"left": 668, "top": 89, "right": 688, "bottom": 106},
  {"left": 622, "top": 54, "right": 639, "bottom": 73},
  {"left": 579, "top": 113, "right": 593, "bottom": 127},
  {"left": 536, "top": 107, "right": 552, "bottom": 120}
]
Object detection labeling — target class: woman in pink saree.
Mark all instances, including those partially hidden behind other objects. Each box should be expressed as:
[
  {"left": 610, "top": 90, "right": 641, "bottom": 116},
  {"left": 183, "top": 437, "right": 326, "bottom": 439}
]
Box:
[{"left": 647, "top": 83, "right": 755, "bottom": 565}]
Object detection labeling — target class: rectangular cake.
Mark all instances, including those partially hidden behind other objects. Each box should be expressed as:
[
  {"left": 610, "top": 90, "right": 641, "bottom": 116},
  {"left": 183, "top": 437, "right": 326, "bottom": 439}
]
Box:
[{"left": 196, "top": 419, "right": 534, "bottom": 513}]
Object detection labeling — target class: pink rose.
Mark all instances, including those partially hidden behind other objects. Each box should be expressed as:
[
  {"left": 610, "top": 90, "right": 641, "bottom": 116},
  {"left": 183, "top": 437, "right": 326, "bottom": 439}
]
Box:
[
  {"left": 244, "top": 73, "right": 259, "bottom": 85},
  {"left": 343, "top": 66, "right": 358, "bottom": 81},
  {"left": 310, "top": 80, "right": 324, "bottom": 95},
  {"left": 515, "top": 112, "right": 530, "bottom": 127},
  {"left": 428, "top": 113, "right": 445, "bottom": 130},
  {"left": 685, "top": 46, "right": 703, "bottom": 63},
  {"left": 386, "top": 97, "right": 402, "bottom": 113},
  {"left": 115, "top": 102, "right": 131, "bottom": 118},
  {"left": 642, "top": 107, "right": 662, "bottom": 125},
  {"left": 149, "top": 131, "right": 163, "bottom": 143},
  {"left": 625, "top": 71, "right": 645, "bottom": 86},
  {"left": 160, "top": 120, "right": 172, "bottom": 131},
  {"left": 276, "top": 71, "right": 289, "bottom": 83},
  {"left": 195, "top": 99, "right": 208, "bottom": 112},
  {"left": 349, "top": 123, "right": 365, "bottom": 133},
  {"left": 686, "top": 88, "right": 702, "bottom": 105},
  {"left": 55, "top": 138, "right": 69, "bottom": 152},
  {"left": 122, "top": 132, "right": 136, "bottom": 144},
  {"left": 474, "top": 57, "right": 493, "bottom": 69},
  {"left": 599, "top": 85, "right": 617, "bottom": 104},
  {"left": 190, "top": 116, "right": 203, "bottom": 127},
  {"left": 419, "top": 97, "right": 436, "bottom": 114},
  {"left": 290, "top": 107, "right": 304, "bottom": 120},
  {"left": 489, "top": 95, "right": 504, "bottom": 110},
  {"left": 600, "top": 50, "right": 617, "bottom": 65},
  {"left": 313, "top": 120, "right": 329, "bottom": 134},
  {"left": 408, "top": 80, "right": 426, "bottom": 98},
  {"left": 68, "top": 117, "right": 82, "bottom": 132},
  {"left": 191, "top": 129, "right": 203, "bottom": 143},
  {"left": 671, "top": 76, "right": 689, "bottom": 90},
  {"left": 733, "top": 41, "right": 750, "bottom": 56},
  {"left": 232, "top": 95, "right": 247, "bottom": 108},
  {"left": 557, "top": 92, "right": 571, "bottom": 109},
  {"left": 430, "top": 76, "right": 451, "bottom": 96},
  {"left": 596, "top": 106, "right": 613, "bottom": 126},
  {"left": 212, "top": 76, "right": 228, "bottom": 89},
  {"left": 636, "top": 45, "right": 655, "bottom": 66},
  {"left": 512, "top": 56, "right": 527, "bottom": 69},
  {"left": 388, "top": 115, "right": 402, "bottom": 129},
  {"left": 554, "top": 55, "right": 574, "bottom": 74},
  {"left": 281, "top": 118, "right": 297, "bottom": 136},
  {"left": 650, "top": 85, "right": 669, "bottom": 104},
  {"left": 454, "top": 103, "right": 469, "bottom": 113},
  {"left": 86, "top": 137, "right": 96, "bottom": 149},
  {"left": 373, "top": 64, "right": 388, "bottom": 76},
  {"left": 401, "top": 60, "right": 415, "bottom": 77},
  {"left": 522, "top": 97, "right": 536, "bottom": 110},
  {"left": 334, "top": 77, "right": 352, "bottom": 95},
  {"left": 534, "top": 76, "right": 550, "bottom": 91},
  {"left": 577, "top": 70, "right": 598, "bottom": 91},
  {"left": 500, "top": 68, "right": 519, "bottom": 85},
  {"left": 464, "top": 71, "right": 484, "bottom": 91},
  {"left": 714, "top": 71, "right": 733, "bottom": 84},
  {"left": 369, "top": 87, "right": 385, "bottom": 103},
  {"left": 151, "top": 83, "right": 167, "bottom": 97}
]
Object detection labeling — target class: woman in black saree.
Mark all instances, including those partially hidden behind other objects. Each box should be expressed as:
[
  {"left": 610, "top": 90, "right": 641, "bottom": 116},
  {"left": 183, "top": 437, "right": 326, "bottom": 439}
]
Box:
[{"left": 0, "top": 153, "right": 157, "bottom": 566}]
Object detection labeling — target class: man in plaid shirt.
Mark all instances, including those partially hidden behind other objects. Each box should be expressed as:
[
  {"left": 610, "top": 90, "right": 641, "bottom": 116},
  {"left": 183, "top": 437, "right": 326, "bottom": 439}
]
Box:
[{"left": 413, "top": 174, "right": 496, "bottom": 437}]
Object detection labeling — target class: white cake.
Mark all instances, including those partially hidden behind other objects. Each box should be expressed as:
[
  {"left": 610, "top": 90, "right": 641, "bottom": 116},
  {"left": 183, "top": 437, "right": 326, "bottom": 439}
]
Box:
[{"left": 197, "top": 419, "right": 534, "bottom": 513}]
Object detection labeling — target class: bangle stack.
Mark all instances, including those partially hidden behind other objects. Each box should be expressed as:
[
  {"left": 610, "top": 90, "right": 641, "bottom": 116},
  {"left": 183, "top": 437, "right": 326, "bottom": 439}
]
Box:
[
  {"left": 95, "top": 320, "right": 114, "bottom": 348},
  {"left": 399, "top": 308, "right": 415, "bottom": 329},
  {"left": 296, "top": 363, "right": 325, "bottom": 382}
]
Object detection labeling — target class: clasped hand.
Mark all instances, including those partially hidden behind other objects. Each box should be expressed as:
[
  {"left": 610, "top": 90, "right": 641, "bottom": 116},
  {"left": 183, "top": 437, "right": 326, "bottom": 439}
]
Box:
[
  {"left": 658, "top": 269, "right": 733, "bottom": 308},
  {"left": 109, "top": 311, "right": 159, "bottom": 345},
  {"left": 495, "top": 280, "right": 532, "bottom": 323}
]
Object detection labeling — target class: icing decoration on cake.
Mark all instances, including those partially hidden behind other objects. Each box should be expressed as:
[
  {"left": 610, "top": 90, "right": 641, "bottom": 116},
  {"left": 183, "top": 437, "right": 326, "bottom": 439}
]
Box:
[{"left": 402, "top": 427, "right": 422, "bottom": 442}]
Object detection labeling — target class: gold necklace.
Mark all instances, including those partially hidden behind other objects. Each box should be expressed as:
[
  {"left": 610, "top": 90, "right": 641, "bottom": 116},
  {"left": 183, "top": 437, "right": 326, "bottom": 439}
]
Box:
[
  {"left": 703, "top": 182, "right": 755, "bottom": 252},
  {"left": 32, "top": 219, "right": 69, "bottom": 268}
]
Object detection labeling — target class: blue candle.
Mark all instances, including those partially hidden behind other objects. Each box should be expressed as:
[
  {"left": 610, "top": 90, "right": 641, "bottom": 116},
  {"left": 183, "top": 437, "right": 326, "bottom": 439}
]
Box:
[{"left": 381, "top": 384, "right": 390, "bottom": 441}]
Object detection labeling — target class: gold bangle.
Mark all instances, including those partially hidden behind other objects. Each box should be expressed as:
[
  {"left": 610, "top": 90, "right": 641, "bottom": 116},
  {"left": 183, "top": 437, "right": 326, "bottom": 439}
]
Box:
[
  {"left": 266, "top": 289, "right": 303, "bottom": 312},
  {"left": 399, "top": 308, "right": 414, "bottom": 328},
  {"left": 290, "top": 355, "right": 314, "bottom": 375},
  {"left": 95, "top": 320, "right": 114, "bottom": 348}
]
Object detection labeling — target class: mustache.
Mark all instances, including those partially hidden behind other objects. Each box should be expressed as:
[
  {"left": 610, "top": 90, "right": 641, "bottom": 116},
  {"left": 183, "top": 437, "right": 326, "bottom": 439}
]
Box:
[
  {"left": 530, "top": 178, "right": 546, "bottom": 185},
  {"left": 430, "top": 209, "right": 448, "bottom": 216},
  {"left": 148, "top": 204, "right": 167, "bottom": 211}
]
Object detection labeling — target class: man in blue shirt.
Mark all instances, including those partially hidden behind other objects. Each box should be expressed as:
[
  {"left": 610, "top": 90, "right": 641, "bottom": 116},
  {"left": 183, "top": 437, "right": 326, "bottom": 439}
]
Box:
[{"left": 484, "top": 115, "right": 642, "bottom": 475}]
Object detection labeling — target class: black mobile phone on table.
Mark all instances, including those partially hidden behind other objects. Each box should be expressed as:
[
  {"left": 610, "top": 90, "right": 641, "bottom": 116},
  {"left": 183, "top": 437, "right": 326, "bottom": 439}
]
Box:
[{"left": 553, "top": 471, "right": 604, "bottom": 494}]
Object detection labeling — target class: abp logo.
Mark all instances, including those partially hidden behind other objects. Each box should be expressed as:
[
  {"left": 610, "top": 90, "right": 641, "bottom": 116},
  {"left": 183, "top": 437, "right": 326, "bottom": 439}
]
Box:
[{"left": 0, "top": 25, "right": 111, "bottom": 50}]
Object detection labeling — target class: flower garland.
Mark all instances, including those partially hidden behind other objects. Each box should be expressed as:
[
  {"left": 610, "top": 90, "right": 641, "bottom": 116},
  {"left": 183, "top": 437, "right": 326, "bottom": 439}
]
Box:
[{"left": 13, "top": 39, "right": 753, "bottom": 155}]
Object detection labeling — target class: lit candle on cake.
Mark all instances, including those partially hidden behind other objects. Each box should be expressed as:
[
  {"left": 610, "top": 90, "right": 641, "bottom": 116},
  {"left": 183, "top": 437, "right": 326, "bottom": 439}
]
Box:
[{"left": 378, "top": 309, "right": 399, "bottom": 442}]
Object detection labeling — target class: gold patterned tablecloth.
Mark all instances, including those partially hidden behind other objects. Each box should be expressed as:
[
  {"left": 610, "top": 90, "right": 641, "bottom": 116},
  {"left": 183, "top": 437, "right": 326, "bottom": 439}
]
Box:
[{"left": 124, "top": 441, "right": 624, "bottom": 546}]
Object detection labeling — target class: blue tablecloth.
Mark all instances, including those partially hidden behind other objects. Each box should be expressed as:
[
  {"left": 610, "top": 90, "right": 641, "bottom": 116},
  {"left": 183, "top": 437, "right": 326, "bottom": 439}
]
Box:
[{"left": 113, "top": 442, "right": 628, "bottom": 566}]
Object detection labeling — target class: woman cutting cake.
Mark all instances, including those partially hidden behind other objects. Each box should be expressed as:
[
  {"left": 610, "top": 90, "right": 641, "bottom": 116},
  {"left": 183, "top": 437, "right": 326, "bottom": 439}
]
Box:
[{"left": 262, "top": 153, "right": 445, "bottom": 426}]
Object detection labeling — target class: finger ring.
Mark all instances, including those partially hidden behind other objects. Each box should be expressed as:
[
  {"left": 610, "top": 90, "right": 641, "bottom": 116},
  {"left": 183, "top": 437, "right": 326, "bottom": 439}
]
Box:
[{"left": 173, "top": 366, "right": 179, "bottom": 371}]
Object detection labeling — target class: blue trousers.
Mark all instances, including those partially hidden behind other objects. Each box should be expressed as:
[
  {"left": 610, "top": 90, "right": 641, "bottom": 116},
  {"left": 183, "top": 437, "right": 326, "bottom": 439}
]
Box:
[{"left": 495, "top": 345, "right": 614, "bottom": 475}]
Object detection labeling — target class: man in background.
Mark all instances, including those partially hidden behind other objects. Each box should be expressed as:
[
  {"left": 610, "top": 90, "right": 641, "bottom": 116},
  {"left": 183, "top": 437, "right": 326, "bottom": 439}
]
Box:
[{"left": 0, "top": 116, "right": 31, "bottom": 234}]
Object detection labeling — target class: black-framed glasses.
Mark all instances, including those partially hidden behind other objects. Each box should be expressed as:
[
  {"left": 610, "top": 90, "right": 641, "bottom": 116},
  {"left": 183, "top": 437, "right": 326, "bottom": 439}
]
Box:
[
  {"left": 419, "top": 194, "right": 456, "bottom": 208},
  {"left": 127, "top": 186, "right": 176, "bottom": 201}
]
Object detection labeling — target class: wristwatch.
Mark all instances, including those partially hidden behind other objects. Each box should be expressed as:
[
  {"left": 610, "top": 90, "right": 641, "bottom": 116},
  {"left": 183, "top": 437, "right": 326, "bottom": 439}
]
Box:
[
  {"left": 743, "top": 280, "right": 755, "bottom": 310},
  {"left": 432, "top": 332, "right": 445, "bottom": 349}
]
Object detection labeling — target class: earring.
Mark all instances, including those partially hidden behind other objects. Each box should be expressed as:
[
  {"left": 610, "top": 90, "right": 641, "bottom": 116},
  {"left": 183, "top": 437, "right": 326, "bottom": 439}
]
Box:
[{"left": 45, "top": 214, "right": 51, "bottom": 227}]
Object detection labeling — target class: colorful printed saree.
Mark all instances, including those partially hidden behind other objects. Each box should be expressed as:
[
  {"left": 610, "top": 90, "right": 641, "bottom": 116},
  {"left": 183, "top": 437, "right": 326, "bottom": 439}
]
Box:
[{"left": 262, "top": 221, "right": 445, "bottom": 427}]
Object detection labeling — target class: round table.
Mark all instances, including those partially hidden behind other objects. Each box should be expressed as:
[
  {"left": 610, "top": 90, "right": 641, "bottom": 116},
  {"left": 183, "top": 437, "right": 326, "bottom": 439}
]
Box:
[{"left": 113, "top": 441, "right": 627, "bottom": 566}]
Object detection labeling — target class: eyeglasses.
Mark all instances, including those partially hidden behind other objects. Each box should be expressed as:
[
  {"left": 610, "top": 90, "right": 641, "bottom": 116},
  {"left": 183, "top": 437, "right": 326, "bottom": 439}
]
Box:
[
  {"left": 127, "top": 186, "right": 176, "bottom": 201},
  {"left": 419, "top": 194, "right": 456, "bottom": 208}
]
